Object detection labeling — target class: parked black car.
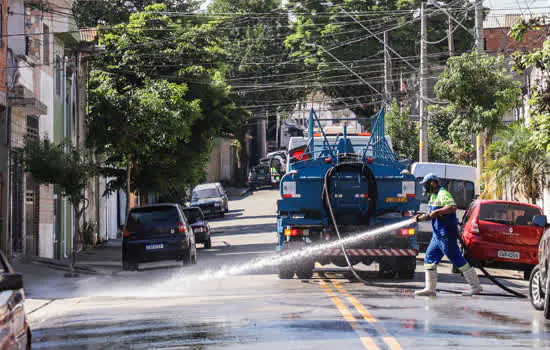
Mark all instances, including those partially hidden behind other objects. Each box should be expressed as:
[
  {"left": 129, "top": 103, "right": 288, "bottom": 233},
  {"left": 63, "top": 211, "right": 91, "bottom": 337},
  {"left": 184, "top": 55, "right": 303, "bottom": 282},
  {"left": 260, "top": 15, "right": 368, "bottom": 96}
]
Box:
[
  {"left": 122, "top": 204, "right": 197, "bottom": 271},
  {"left": 248, "top": 165, "right": 275, "bottom": 190},
  {"left": 190, "top": 184, "right": 226, "bottom": 217},
  {"left": 182, "top": 207, "right": 212, "bottom": 249},
  {"left": 0, "top": 250, "right": 31, "bottom": 349},
  {"left": 529, "top": 214, "right": 550, "bottom": 318}
]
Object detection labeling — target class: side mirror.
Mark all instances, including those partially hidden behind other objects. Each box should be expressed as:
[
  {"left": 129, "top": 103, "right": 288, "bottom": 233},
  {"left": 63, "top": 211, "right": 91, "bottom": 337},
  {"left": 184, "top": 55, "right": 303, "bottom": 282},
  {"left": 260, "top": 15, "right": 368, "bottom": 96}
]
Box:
[
  {"left": 533, "top": 215, "right": 548, "bottom": 228},
  {"left": 0, "top": 273, "right": 23, "bottom": 292}
]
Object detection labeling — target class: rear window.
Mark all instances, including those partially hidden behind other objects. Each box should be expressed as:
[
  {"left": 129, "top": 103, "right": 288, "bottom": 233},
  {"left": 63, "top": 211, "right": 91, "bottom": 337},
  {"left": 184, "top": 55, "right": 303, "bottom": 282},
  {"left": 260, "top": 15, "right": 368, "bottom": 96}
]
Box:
[
  {"left": 127, "top": 206, "right": 180, "bottom": 231},
  {"left": 183, "top": 208, "right": 204, "bottom": 224},
  {"left": 415, "top": 178, "right": 475, "bottom": 210},
  {"left": 478, "top": 203, "right": 542, "bottom": 226}
]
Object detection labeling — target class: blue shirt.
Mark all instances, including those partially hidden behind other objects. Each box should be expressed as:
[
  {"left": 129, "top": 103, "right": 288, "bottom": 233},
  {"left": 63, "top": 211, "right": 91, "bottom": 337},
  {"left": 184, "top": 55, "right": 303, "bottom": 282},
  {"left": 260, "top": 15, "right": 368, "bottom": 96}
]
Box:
[{"left": 428, "top": 186, "right": 459, "bottom": 236}]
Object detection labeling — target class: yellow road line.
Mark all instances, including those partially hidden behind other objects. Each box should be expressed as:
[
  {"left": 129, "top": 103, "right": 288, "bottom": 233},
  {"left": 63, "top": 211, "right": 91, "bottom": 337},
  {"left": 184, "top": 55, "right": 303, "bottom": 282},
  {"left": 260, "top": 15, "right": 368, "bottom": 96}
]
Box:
[
  {"left": 318, "top": 280, "right": 379, "bottom": 350},
  {"left": 331, "top": 281, "right": 403, "bottom": 350}
]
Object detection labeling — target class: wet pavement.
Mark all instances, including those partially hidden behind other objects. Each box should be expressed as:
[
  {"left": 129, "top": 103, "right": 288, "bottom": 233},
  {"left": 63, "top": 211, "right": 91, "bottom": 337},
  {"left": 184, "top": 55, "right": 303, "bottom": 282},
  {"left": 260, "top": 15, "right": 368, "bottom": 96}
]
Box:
[{"left": 18, "top": 189, "right": 550, "bottom": 349}]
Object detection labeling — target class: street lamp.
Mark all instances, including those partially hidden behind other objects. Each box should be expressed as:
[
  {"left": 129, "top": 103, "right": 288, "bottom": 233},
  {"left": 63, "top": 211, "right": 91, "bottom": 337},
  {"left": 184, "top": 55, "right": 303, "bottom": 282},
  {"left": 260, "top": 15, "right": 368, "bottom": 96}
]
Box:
[{"left": 305, "top": 43, "right": 381, "bottom": 95}]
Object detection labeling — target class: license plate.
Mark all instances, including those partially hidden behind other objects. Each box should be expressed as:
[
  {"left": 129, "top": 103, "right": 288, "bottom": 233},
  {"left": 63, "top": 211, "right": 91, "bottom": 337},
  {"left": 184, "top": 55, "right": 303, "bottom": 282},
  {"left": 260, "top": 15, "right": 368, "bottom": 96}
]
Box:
[
  {"left": 497, "top": 250, "right": 520, "bottom": 259},
  {"left": 146, "top": 244, "right": 164, "bottom": 250}
]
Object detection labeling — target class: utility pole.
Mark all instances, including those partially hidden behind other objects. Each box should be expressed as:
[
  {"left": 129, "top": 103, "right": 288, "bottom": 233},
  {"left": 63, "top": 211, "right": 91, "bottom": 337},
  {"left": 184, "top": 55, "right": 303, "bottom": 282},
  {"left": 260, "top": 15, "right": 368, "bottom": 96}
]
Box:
[
  {"left": 257, "top": 110, "right": 267, "bottom": 159},
  {"left": 448, "top": 11, "right": 454, "bottom": 56},
  {"left": 275, "top": 109, "right": 281, "bottom": 149},
  {"left": 474, "top": 0, "right": 484, "bottom": 181},
  {"left": 384, "top": 31, "right": 391, "bottom": 107},
  {"left": 419, "top": 1, "right": 429, "bottom": 162}
]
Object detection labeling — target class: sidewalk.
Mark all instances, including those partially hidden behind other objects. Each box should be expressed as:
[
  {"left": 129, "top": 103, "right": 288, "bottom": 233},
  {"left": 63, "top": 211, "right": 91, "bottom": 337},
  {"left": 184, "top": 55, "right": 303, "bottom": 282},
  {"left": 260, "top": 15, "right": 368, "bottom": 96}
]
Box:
[{"left": 24, "top": 240, "right": 123, "bottom": 276}]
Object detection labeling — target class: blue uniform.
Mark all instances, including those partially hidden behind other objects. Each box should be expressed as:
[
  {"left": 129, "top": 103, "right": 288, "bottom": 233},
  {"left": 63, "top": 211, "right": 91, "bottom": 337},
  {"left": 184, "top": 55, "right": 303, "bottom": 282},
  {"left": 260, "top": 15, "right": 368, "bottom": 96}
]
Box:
[{"left": 424, "top": 186, "right": 468, "bottom": 271}]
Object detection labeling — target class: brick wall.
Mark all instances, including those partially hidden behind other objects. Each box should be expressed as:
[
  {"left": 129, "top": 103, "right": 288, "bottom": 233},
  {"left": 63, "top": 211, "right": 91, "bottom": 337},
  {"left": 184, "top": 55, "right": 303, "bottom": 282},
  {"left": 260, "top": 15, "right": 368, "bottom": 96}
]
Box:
[
  {"left": 485, "top": 27, "right": 547, "bottom": 53},
  {"left": 0, "top": 0, "right": 9, "bottom": 96}
]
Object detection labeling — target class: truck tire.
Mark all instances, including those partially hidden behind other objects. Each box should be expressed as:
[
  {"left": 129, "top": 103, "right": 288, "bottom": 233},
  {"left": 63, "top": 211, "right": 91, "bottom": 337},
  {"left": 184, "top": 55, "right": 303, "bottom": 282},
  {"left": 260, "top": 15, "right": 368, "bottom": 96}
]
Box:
[
  {"left": 397, "top": 256, "right": 416, "bottom": 280},
  {"left": 378, "top": 263, "right": 396, "bottom": 279},
  {"left": 296, "top": 261, "right": 315, "bottom": 279},
  {"left": 278, "top": 266, "right": 294, "bottom": 279}
]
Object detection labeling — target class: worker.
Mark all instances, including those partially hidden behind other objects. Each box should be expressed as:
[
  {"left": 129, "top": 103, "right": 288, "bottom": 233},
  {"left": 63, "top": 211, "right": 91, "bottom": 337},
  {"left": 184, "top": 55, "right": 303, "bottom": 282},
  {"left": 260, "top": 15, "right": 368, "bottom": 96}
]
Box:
[{"left": 415, "top": 173, "right": 482, "bottom": 297}]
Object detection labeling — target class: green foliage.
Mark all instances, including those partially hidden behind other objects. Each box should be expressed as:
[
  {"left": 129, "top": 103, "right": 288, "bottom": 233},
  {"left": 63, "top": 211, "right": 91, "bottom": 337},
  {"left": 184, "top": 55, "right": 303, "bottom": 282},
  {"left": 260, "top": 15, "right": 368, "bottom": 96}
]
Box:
[
  {"left": 19, "top": 138, "right": 96, "bottom": 206},
  {"left": 386, "top": 100, "right": 418, "bottom": 162},
  {"left": 72, "top": 0, "right": 198, "bottom": 27},
  {"left": 285, "top": 0, "right": 475, "bottom": 116},
  {"left": 88, "top": 4, "right": 234, "bottom": 196},
  {"left": 434, "top": 52, "right": 522, "bottom": 139},
  {"left": 510, "top": 21, "right": 550, "bottom": 154},
  {"left": 482, "top": 123, "right": 550, "bottom": 204}
]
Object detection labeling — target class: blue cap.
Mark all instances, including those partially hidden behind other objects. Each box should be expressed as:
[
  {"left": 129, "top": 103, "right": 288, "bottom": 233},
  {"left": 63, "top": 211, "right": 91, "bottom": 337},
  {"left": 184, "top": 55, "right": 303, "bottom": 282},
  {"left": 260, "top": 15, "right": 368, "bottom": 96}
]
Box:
[{"left": 420, "top": 173, "right": 438, "bottom": 184}]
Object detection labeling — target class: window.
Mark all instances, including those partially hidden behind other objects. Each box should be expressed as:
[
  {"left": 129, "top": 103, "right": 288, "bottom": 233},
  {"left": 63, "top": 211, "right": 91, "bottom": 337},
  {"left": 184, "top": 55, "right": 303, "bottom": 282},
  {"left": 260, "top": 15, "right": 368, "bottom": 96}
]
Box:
[
  {"left": 415, "top": 178, "right": 475, "bottom": 210},
  {"left": 25, "top": 37, "right": 30, "bottom": 56},
  {"left": 183, "top": 208, "right": 204, "bottom": 224},
  {"left": 26, "top": 116, "right": 39, "bottom": 140},
  {"left": 126, "top": 206, "right": 180, "bottom": 234},
  {"left": 478, "top": 203, "right": 542, "bottom": 226},
  {"left": 43, "top": 25, "right": 50, "bottom": 65}
]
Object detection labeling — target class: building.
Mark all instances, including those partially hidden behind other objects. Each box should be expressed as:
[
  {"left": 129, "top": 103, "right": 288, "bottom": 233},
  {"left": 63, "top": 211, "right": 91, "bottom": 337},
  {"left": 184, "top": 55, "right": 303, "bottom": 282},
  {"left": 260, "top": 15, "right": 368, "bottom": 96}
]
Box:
[{"left": 484, "top": 13, "right": 549, "bottom": 54}]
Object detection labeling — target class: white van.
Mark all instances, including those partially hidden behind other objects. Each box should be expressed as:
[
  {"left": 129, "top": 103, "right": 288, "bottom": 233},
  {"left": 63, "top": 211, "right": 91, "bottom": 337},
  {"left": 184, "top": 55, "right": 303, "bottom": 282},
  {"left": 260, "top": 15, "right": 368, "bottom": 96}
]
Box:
[{"left": 411, "top": 162, "right": 479, "bottom": 250}]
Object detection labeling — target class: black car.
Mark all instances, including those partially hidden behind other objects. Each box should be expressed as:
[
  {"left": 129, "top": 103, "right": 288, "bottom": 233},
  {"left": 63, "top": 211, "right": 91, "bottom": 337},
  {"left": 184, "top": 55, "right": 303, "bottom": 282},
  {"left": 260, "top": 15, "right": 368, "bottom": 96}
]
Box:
[
  {"left": 122, "top": 204, "right": 197, "bottom": 271},
  {"left": 190, "top": 185, "right": 225, "bottom": 217},
  {"left": 0, "top": 250, "right": 30, "bottom": 349},
  {"left": 529, "top": 214, "right": 550, "bottom": 318},
  {"left": 182, "top": 207, "right": 212, "bottom": 249},
  {"left": 248, "top": 165, "right": 274, "bottom": 190}
]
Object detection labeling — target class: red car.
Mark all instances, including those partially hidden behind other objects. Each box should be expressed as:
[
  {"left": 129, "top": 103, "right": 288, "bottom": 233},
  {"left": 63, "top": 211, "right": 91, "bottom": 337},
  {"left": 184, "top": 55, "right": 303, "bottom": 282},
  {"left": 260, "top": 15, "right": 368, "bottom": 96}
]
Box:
[{"left": 460, "top": 200, "right": 544, "bottom": 280}]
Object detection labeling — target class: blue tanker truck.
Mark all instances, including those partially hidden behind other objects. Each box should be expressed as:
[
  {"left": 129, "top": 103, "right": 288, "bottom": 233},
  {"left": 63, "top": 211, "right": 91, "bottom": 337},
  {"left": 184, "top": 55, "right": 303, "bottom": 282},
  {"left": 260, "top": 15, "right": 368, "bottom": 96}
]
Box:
[{"left": 276, "top": 108, "right": 420, "bottom": 279}]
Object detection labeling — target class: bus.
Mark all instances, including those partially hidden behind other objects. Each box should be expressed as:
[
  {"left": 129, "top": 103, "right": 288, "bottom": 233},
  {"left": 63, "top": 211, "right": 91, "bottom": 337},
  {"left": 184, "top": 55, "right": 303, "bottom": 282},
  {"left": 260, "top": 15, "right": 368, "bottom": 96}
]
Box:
[{"left": 411, "top": 162, "right": 479, "bottom": 251}]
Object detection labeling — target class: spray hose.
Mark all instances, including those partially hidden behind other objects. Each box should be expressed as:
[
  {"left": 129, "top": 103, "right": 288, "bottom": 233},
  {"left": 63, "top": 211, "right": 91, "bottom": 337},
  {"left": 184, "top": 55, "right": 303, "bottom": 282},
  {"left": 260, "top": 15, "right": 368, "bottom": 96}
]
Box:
[{"left": 322, "top": 163, "right": 528, "bottom": 298}]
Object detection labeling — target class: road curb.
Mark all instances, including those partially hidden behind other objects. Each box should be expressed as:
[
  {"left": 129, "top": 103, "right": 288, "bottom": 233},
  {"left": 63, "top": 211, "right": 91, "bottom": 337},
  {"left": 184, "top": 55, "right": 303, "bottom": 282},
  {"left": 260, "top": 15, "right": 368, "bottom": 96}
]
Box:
[{"left": 29, "top": 257, "right": 109, "bottom": 276}]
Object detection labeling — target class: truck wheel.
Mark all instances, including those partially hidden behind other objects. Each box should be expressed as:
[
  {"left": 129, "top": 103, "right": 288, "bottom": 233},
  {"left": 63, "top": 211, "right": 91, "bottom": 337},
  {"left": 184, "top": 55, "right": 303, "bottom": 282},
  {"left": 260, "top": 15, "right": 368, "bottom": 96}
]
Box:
[
  {"left": 398, "top": 256, "right": 416, "bottom": 279},
  {"left": 278, "top": 266, "right": 294, "bottom": 279},
  {"left": 378, "top": 262, "right": 395, "bottom": 279},
  {"left": 296, "top": 261, "right": 315, "bottom": 279}
]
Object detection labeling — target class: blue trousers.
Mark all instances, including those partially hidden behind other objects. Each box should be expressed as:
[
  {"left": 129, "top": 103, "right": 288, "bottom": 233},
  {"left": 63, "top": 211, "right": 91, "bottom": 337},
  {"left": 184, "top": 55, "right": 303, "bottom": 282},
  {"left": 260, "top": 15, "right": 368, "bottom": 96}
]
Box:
[{"left": 424, "top": 232, "right": 468, "bottom": 269}]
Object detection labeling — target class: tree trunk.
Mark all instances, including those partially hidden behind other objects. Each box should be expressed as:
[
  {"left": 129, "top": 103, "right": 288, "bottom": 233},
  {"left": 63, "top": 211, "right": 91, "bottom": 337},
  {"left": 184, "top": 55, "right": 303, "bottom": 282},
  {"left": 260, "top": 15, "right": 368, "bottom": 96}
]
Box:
[
  {"left": 68, "top": 202, "right": 82, "bottom": 277},
  {"left": 126, "top": 156, "right": 133, "bottom": 216}
]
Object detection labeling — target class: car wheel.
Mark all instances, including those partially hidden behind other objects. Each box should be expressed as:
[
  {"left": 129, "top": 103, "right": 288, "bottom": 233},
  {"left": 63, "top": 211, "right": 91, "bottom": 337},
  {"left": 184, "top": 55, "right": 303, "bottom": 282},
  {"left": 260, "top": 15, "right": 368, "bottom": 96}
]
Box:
[
  {"left": 204, "top": 238, "right": 212, "bottom": 249},
  {"left": 544, "top": 267, "right": 550, "bottom": 319},
  {"left": 182, "top": 247, "right": 193, "bottom": 265},
  {"left": 524, "top": 266, "right": 534, "bottom": 281},
  {"left": 123, "top": 260, "right": 136, "bottom": 271},
  {"left": 529, "top": 266, "right": 545, "bottom": 311},
  {"left": 25, "top": 329, "right": 31, "bottom": 350}
]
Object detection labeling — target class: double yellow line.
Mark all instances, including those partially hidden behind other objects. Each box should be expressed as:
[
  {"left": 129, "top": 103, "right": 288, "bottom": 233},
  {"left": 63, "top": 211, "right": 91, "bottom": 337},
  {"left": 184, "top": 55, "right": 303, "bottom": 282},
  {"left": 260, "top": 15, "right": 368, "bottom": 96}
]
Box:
[{"left": 318, "top": 279, "right": 402, "bottom": 350}]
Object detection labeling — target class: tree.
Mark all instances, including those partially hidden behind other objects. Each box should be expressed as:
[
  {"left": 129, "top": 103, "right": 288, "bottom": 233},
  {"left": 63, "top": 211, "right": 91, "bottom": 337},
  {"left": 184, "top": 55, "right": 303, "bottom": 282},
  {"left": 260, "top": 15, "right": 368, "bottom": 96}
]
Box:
[
  {"left": 386, "top": 99, "right": 418, "bottom": 162},
  {"left": 510, "top": 18, "right": 550, "bottom": 154},
  {"left": 19, "top": 139, "right": 96, "bottom": 276},
  {"left": 284, "top": 0, "right": 475, "bottom": 116},
  {"left": 482, "top": 123, "right": 550, "bottom": 204},
  {"left": 88, "top": 4, "right": 234, "bottom": 207},
  {"left": 208, "top": 0, "right": 307, "bottom": 180},
  {"left": 434, "top": 52, "right": 522, "bottom": 151},
  {"left": 72, "top": 0, "right": 198, "bottom": 27}
]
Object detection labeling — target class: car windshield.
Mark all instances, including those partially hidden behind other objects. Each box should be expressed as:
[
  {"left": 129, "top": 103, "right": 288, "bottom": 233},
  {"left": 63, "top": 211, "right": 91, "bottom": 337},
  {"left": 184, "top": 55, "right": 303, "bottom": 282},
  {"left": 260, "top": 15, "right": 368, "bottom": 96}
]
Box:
[
  {"left": 126, "top": 206, "right": 179, "bottom": 233},
  {"left": 478, "top": 203, "right": 541, "bottom": 226},
  {"left": 183, "top": 208, "right": 204, "bottom": 224},
  {"left": 193, "top": 189, "right": 218, "bottom": 199}
]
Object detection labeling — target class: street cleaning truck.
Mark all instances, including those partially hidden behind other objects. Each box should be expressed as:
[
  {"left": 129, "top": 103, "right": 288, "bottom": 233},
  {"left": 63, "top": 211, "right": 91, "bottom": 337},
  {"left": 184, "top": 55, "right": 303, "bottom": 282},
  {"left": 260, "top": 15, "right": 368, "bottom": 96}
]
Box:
[{"left": 276, "top": 108, "right": 420, "bottom": 279}]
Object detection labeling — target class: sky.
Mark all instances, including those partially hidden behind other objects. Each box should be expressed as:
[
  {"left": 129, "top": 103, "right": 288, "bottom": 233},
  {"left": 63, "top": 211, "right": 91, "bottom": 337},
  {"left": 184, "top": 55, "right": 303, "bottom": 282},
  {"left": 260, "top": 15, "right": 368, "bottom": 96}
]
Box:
[{"left": 487, "top": 0, "right": 549, "bottom": 13}]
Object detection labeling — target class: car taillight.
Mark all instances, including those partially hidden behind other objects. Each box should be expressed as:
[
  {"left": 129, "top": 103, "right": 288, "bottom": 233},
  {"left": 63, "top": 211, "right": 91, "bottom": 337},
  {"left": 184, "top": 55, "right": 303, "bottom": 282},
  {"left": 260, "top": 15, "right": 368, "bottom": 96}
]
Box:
[
  {"left": 123, "top": 228, "right": 130, "bottom": 237},
  {"left": 400, "top": 228, "right": 415, "bottom": 236},
  {"left": 178, "top": 222, "right": 186, "bottom": 233},
  {"left": 470, "top": 221, "right": 480, "bottom": 235}
]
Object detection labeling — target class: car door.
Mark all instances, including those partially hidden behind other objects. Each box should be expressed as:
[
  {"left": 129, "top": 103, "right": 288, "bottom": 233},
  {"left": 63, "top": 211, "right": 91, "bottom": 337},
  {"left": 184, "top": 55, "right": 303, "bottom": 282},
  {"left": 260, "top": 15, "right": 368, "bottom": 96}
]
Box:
[{"left": 0, "top": 251, "right": 27, "bottom": 349}]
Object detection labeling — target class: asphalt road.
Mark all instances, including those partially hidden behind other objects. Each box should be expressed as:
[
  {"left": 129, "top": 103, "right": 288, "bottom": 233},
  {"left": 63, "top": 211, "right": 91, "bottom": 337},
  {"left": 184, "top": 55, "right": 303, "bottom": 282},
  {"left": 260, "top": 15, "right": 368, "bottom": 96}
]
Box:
[{"left": 23, "top": 189, "right": 550, "bottom": 349}]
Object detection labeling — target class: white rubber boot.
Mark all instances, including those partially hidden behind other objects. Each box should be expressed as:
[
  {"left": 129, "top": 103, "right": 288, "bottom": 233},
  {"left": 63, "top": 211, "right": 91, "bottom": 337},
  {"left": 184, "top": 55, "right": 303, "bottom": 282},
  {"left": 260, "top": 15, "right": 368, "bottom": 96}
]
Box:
[
  {"left": 415, "top": 270, "right": 437, "bottom": 296},
  {"left": 462, "top": 267, "right": 482, "bottom": 296}
]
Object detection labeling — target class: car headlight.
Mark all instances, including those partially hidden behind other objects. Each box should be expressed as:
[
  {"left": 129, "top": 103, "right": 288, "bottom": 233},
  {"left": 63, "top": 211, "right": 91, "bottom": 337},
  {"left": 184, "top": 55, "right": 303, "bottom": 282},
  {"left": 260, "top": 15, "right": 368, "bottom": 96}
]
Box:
[{"left": 215, "top": 202, "right": 221, "bottom": 207}]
